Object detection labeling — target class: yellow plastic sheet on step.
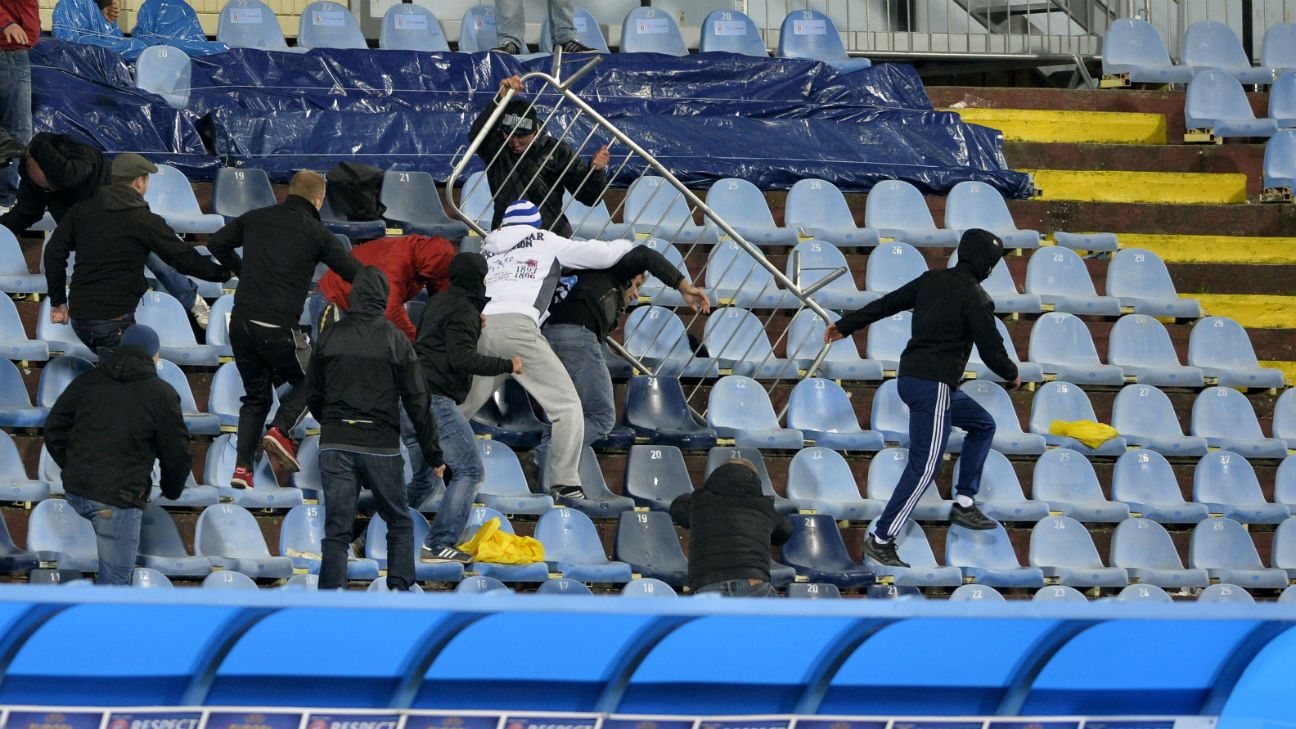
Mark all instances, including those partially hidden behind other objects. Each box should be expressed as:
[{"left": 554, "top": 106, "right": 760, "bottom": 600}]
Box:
[
  {"left": 1049, "top": 420, "right": 1120, "bottom": 449},
  {"left": 458, "top": 517, "right": 545, "bottom": 564}
]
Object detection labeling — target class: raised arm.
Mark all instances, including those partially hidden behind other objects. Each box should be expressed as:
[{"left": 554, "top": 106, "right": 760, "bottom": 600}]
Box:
[
  {"left": 964, "top": 295, "right": 1018, "bottom": 384},
  {"left": 829, "top": 274, "right": 925, "bottom": 341}
]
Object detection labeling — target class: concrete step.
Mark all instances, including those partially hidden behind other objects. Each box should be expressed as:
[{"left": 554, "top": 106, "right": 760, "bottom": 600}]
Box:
[
  {"left": 952, "top": 108, "right": 1167, "bottom": 145},
  {"left": 1028, "top": 169, "right": 1248, "bottom": 205},
  {"left": 1002, "top": 142, "right": 1266, "bottom": 197}
]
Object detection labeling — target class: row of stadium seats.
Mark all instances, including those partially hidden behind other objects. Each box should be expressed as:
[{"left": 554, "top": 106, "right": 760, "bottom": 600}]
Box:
[
  {"left": 1103, "top": 18, "right": 1296, "bottom": 85},
  {"left": 1185, "top": 70, "right": 1296, "bottom": 141}
]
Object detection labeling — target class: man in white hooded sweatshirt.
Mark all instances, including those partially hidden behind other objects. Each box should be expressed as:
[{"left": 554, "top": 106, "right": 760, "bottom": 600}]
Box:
[{"left": 460, "top": 200, "right": 640, "bottom": 500}]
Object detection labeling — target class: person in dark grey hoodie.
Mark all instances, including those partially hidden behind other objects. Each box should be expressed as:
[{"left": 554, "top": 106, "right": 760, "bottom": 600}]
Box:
[{"left": 827, "top": 228, "right": 1019, "bottom": 568}]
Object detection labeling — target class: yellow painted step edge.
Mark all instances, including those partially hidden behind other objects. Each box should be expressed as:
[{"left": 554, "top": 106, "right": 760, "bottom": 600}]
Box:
[
  {"left": 950, "top": 108, "right": 1167, "bottom": 145},
  {"left": 1260, "top": 361, "right": 1296, "bottom": 387},
  {"left": 1118, "top": 234, "right": 1296, "bottom": 265},
  {"left": 1192, "top": 294, "right": 1296, "bottom": 329},
  {"left": 1025, "top": 169, "right": 1248, "bottom": 205}
]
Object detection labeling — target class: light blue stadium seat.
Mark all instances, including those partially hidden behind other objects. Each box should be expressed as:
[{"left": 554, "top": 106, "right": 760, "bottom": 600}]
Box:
[
  {"left": 866, "top": 447, "right": 953, "bottom": 520},
  {"left": 457, "top": 5, "right": 498, "bottom": 52},
  {"left": 944, "top": 181, "right": 1041, "bottom": 249},
  {"left": 622, "top": 375, "right": 717, "bottom": 449},
  {"left": 620, "top": 7, "right": 687, "bottom": 56},
  {"left": 134, "top": 44, "right": 190, "bottom": 109},
  {"left": 966, "top": 316, "right": 1044, "bottom": 383},
  {"left": 776, "top": 9, "right": 870, "bottom": 72},
  {"left": 35, "top": 355, "right": 93, "bottom": 414},
  {"left": 280, "top": 504, "right": 380, "bottom": 579},
  {"left": 1115, "top": 583, "right": 1173, "bottom": 602},
  {"left": 281, "top": 573, "right": 318, "bottom": 589},
  {"left": 635, "top": 238, "right": 689, "bottom": 307},
  {"left": 868, "top": 379, "right": 965, "bottom": 452},
  {"left": 863, "top": 519, "right": 961, "bottom": 587},
  {"left": 786, "top": 378, "right": 884, "bottom": 452},
  {"left": 37, "top": 445, "right": 64, "bottom": 496},
  {"left": 947, "top": 523, "right": 1045, "bottom": 587},
  {"left": 623, "top": 305, "right": 718, "bottom": 379},
  {"left": 864, "top": 179, "right": 959, "bottom": 247},
  {"left": 707, "top": 375, "right": 803, "bottom": 449},
  {"left": 622, "top": 577, "right": 676, "bottom": 597},
  {"left": 956, "top": 450, "right": 1050, "bottom": 521},
  {"left": 1033, "top": 448, "right": 1129, "bottom": 522},
  {"left": 1283, "top": 584, "right": 1296, "bottom": 602},
  {"left": 1199, "top": 582, "right": 1255, "bottom": 603},
  {"left": 1100, "top": 19, "right": 1195, "bottom": 84},
  {"left": 787, "top": 241, "right": 875, "bottom": 309},
  {"left": 194, "top": 504, "right": 294, "bottom": 578},
  {"left": 366, "top": 577, "right": 424, "bottom": 592},
  {"left": 1112, "top": 448, "right": 1210, "bottom": 523},
  {"left": 1029, "top": 516, "right": 1129, "bottom": 587},
  {"left": 865, "top": 241, "right": 927, "bottom": 293},
  {"left": 615, "top": 510, "right": 688, "bottom": 587},
  {"left": 1052, "top": 230, "right": 1119, "bottom": 253},
  {"left": 462, "top": 507, "right": 549, "bottom": 583},
  {"left": 948, "top": 248, "right": 1043, "bottom": 315},
  {"left": 1263, "top": 129, "right": 1296, "bottom": 192},
  {"left": 1024, "top": 246, "right": 1122, "bottom": 316},
  {"left": 136, "top": 291, "right": 221, "bottom": 366},
  {"left": 782, "top": 514, "right": 873, "bottom": 588},
  {"left": 702, "top": 307, "right": 794, "bottom": 379},
  {"left": 866, "top": 583, "right": 924, "bottom": 599},
  {"left": 1109, "top": 517, "right": 1208, "bottom": 588},
  {"left": 1263, "top": 23, "right": 1296, "bottom": 72},
  {"left": 213, "top": 167, "right": 276, "bottom": 220},
  {"left": 1185, "top": 70, "right": 1278, "bottom": 139},
  {"left": 537, "top": 578, "right": 592, "bottom": 595},
  {"left": 27, "top": 499, "right": 97, "bottom": 573},
  {"left": 458, "top": 171, "right": 494, "bottom": 231},
  {"left": 35, "top": 299, "right": 95, "bottom": 361},
  {"left": 203, "top": 571, "right": 258, "bottom": 588},
  {"left": 1182, "top": 20, "right": 1276, "bottom": 84},
  {"left": 139, "top": 504, "right": 213, "bottom": 577},
  {"left": 0, "top": 295, "right": 48, "bottom": 363},
  {"left": 623, "top": 444, "right": 692, "bottom": 512},
  {"left": 1108, "top": 314, "right": 1205, "bottom": 387},
  {"left": 1192, "top": 387, "right": 1288, "bottom": 458},
  {"left": 1276, "top": 389, "right": 1296, "bottom": 449},
  {"left": 131, "top": 566, "right": 173, "bottom": 587},
  {"left": 564, "top": 192, "right": 633, "bottom": 241},
  {"left": 1107, "top": 248, "right": 1202, "bottom": 318},
  {"left": 959, "top": 380, "right": 1047, "bottom": 455},
  {"left": 143, "top": 164, "right": 225, "bottom": 234},
  {"left": 787, "top": 447, "right": 883, "bottom": 520},
  {"left": 1273, "top": 519, "right": 1296, "bottom": 578},
  {"left": 1189, "top": 316, "right": 1286, "bottom": 389},
  {"left": 1278, "top": 454, "right": 1296, "bottom": 514},
  {"left": 949, "top": 583, "right": 1006, "bottom": 601},
  {"left": 0, "top": 228, "right": 45, "bottom": 295},
  {"left": 149, "top": 463, "right": 219, "bottom": 509},
  {"left": 1113, "top": 384, "right": 1209, "bottom": 456},
  {"left": 1028, "top": 312, "right": 1126, "bottom": 386},
  {"left": 0, "top": 430, "right": 49, "bottom": 503},
  {"left": 204, "top": 433, "right": 305, "bottom": 508},
  {"left": 865, "top": 311, "right": 911, "bottom": 372},
  {"left": 455, "top": 576, "right": 510, "bottom": 593},
  {"left": 540, "top": 6, "right": 609, "bottom": 53},
  {"left": 786, "top": 310, "right": 885, "bottom": 381},
  {"left": 153, "top": 359, "right": 219, "bottom": 435},
  {"left": 379, "top": 3, "right": 448, "bottom": 51},
  {"left": 784, "top": 178, "right": 879, "bottom": 247},
  {"left": 624, "top": 176, "right": 716, "bottom": 244},
  {"left": 1194, "top": 450, "right": 1289, "bottom": 523},
  {"left": 698, "top": 9, "right": 766, "bottom": 56},
  {"left": 208, "top": 360, "right": 244, "bottom": 428},
  {"left": 476, "top": 440, "right": 554, "bottom": 516},
  {"left": 1033, "top": 585, "right": 1087, "bottom": 602},
  {"left": 366, "top": 508, "right": 466, "bottom": 583},
  {"left": 1028, "top": 381, "right": 1127, "bottom": 456},
  {"left": 1190, "top": 516, "right": 1289, "bottom": 588},
  {"left": 217, "top": 0, "right": 289, "bottom": 50},
  {"left": 706, "top": 446, "right": 798, "bottom": 516},
  {"left": 787, "top": 582, "right": 843, "bottom": 599},
  {"left": 705, "top": 178, "right": 798, "bottom": 243},
  {"left": 540, "top": 446, "right": 635, "bottom": 517},
  {"left": 535, "top": 507, "right": 632, "bottom": 583},
  {"left": 380, "top": 170, "right": 467, "bottom": 240},
  {"left": 1270, "top": 72, "right": 1296, "bottom": 128},
  {"left": 706, "top": 241, "right": 792, "bottom": 308},
  {"left": 468, "top": 378, "right": 545, "bottom": 449}
]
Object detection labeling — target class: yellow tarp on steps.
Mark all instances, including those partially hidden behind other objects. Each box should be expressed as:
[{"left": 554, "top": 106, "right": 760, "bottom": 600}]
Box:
[
  {"left": 1026, "top": 170, "right": 1248, "bottom": 204},
  {"left": 951, "top": 108, "right": 1167, "bottom": 145}
]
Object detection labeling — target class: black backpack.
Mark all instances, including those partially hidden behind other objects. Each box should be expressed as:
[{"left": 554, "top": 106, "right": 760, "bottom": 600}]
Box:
[{"left": 324, "top": 162, "right": 386, "bottom": 221}]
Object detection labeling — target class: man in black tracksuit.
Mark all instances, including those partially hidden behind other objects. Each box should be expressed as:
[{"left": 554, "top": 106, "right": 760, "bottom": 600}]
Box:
[
  {"left": 413, "top": 252, "right": 520, "bottom": 563},
  {"left": 306, "top": 266, "right": 444, "bottom": 590},
  {"left": 43, "top": 325, "right": 191, "bottom": 585},
  {"left": 826, "top": 228, "right": 1019, "bottom": 568},
  {"left": 670, "top": 459, "right": 793, "bottom": 597},
  {"left": 208, "top": 170, "right": 359, "bottom": 490},
  {"left": 43, "top": 154, "right": 230, "bottom": 355},
  {"left": 469, "top": 75, "right": 610, "bottom": 238}
]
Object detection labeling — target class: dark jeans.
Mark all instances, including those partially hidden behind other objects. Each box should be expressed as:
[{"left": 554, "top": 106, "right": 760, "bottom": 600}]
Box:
[
  {"left": 423, "top": 394, "right": 485, "bottom": 549},
  {"left": 696, "top": 579, "right": 777, "bottom": 597},
  {"left": 230, "top": 317, "right": 311, "bottom": 469},
  {"left": 318, "top": 448, "right": 413, "bottom": 590},
  {"left": 0, "top": 48, "right": 31, "bottom": 206},
  {"left": 873, "top": 376, "right": 996, "bottom": 541},
  {"left": 66, "top": 493, "right": 142, "bottom": 586},
  {"left": 72, "top": 314, "right": 136, "bottom": 357}
]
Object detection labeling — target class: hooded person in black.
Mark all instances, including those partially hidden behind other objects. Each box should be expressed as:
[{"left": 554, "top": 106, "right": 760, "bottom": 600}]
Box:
[
  {"left": 306, "top": 266, "right": 442, "bottom": 590},
  {"left": 826, "top": 228, "right": 1017, "bottom": 568},
  {"left": 411, "top": 252, "right": 520, "bottom": 564},
  {"left": 670, "top": 460, "right": 793, "bottom": 596},
  {"left": 0, "top": 133, "right": 107, "bottom": 235}
]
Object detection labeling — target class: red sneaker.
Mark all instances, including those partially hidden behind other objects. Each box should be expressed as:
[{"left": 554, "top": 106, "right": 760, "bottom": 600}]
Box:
[
  {"left": 261, "top": 426, "right": 301, "bottom": 473},
  {"left": 230, "top": 466, "right": 254, "bottom": 490}
]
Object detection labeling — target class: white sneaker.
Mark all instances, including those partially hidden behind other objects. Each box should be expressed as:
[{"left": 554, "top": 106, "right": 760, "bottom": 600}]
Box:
[{"left": 190, "top": 296, "right": 211, "bottom": 329}]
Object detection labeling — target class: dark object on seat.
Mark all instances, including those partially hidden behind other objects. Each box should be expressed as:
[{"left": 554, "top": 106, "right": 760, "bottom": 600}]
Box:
[{"left": 325, "top": 162, "right": 386, "bottom": 221}]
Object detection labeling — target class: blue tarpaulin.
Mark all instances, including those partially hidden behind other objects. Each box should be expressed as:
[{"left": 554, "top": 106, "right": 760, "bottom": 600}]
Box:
[
  {"left": 51, "top": 0, "right": 147, "bottom": 60},
  {"left": 132, "top": 0, "right": 230, "bottom": 57}
]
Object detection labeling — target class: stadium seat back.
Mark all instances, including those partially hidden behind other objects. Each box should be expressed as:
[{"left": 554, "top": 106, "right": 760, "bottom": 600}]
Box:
[
  {"left": 456, "top": 575, "right": 509, "bottom": 593},
  {"left": 364, "top": 506, "right": 433, "bottom": 564},
  {"left": 534, "top": 507, "right": 610, "bottom": 564},
  {"left": 458, "top": 171, "right": 494, "bottom": 230},
  {"left": 135, "top": 45, "right": 191, "bottom": 109},
  {"left": 1029, "top": 516, "right": 1106, "bottom": 570},
  {"left": 1264, "top": 129, "right": 1296, "bottom": 189},
  {"left": 1185, "top": 70, "right": 1258, "bottom": 127},
  {"left": 787, "top": 447, "right": 858, "bottom": 502},
  {"left": 203, "top": 571, "right": 257, "bottom": 588},
  {"left": 457, "top": 5, "right": 498, "bottom": 53},
  {"left": 874, "top": 519, "right": 943, "bottom": 569},
  {"left": 787, "top": 310, "right": 874, "bottom": 370},
  {"left": 1188, "top": 316, "right": 1264, "bottom": 369},
  {"left": 1033, "top": 448, "right": 1104, "bottom": 502},
  {"left": 954, "top": 449, "right": 1028, "bottom": 504},
  {"left": 867, "top": 447, "right": 921, "bottom": 499},
  {"left": 216, "top": 0, "right": 288, "bottom": 50},
  {"left": 949, "top": 584, "right": 1005, "bottom": 601},
  {"left": 787, "top": 241, "right": 853, "bottom": 294},
  {"left": 471, "top": 378, "right": 546, "bottom": 447},
  {"left": 1108, "top": 314, "right": 1182, "bottom": 368},
  {"left": 784, "top": 178, "right": 854, "bottom": 231},
  {"left": 869, "top": 379, "right": 911, "bottom": 441},
  {"left": 625, "top": 175, "right": 694, "bottom": 229},
  {"left": 1029, "top": 312, "right": 1104, "bottom": 365},
  {"left": 132, "top": 566, "right": 173, "bottom": 588},
  {"left": 477, "top": 440, "right": 532, "bottom": 497},
  {"left": 702, "top": 307, "right": 775, "bottom": 362},
  {"left": 623, "top": 577, "right": 677, "bottom": 597},
  {"left": 1276, "top": 390, "right": 1296, "bottom": 445},
  {"left": 865, "top": 311, "right": 911, "bottom": 366},
  {"left": 864, "top": 179, "right": 938, "bottom": 232},
  {"left": 1192, "top": 387, "right": 1267, "bottom": 441},
  {"left": 786, "top": 378, "right": 860, "bottom": 435},
  {"left": 539, "top": 6, "right": 609, "bottom": 53},
  {"left": 706, "top": 241, "right": 777, "bottom": 296},
  {"left": 1270, "top": 73, "right": 1296, "bottom": 126},
  {"left": 27, "top": 499, "right": 98, "bottom": 571},
  {"left": 1112, "top": 449, "right": 1187, "bottom": 507},
  {"left": 945, "top": 181, "right": 1016, "bottom": 231},
  {"left": 637, "top": 239, "right": 689, "bottom": 301},
  {"left": 1029, "top": 381, "right": 1098, "bottom": 433},
  {"left": 154, "top": 359, "right": 202, "bottom": 413},
  {"left": 1102, "top": 19, "right": 1175, "bottom": 72},
  {"left": 707, "top": 375, "right": 781, "bottom": 431},
  {"left": 0, "top": 227, "right": 43, "bottom": 293},
  {"left": 1033, "top": 585, "right": 1087, "bottom": 602},
  {"left": 381, "top": 170, "right": 457, "bottom": 228},
  {"left": 705, "top": 446, "right": 777, "bottom": 497},
  {"left": 1112, "top": 384, "right": 1187, "bottom": 438},
  {"left": 1190, "top": 517, "right": 1266, "bottom": 570},
  {"left": 194, "top": 504, "right": 274, "bottom": 559},
  {"left": 0, "top": 429, "right": 39, "bottom": 488},
  {"left": 777, "top": 9, "right": 848, "bottom": 61},
  {"left": 1025, "top": 246, "right": 1100, "bottom": 297},
  {"left": 621, "top": 7, "right": 688, "bottom": 56},
  {"left": 35, "top": 299, "right": 93, "bottom": 361},
  {"left": 136, "top": 291, "right": 199, "bottom": 346},
  {"left": 35, "top": 355, "right": 93, "bottom": 409},
  {"left": 144, "top": 164, "right": 205, "bottom": 218},
  {"left": 1116, "top": 583, "right": 1172, "bottom": 602},
  {"left": 624, "top": 445, "right": 692, "bottom": 511},
  {"left": 1263, "top": 23, "right": 1296, "bottom": 70},
  {"left": 1194, "top": 450, "right": 1266, "bottom": 505},
  {"left": 461, "top": 507, "right": 516, "bottom": 543},
  {"left": 614, "top": 510, "right": 688, "bottom": 586},
  {"left": 699, "top": 9, "right": 766, "bottom": 56},
  {"left": 866, "top": 241, "right": 927, "bottom": 293},
  {"left": 379, "top": 3, "right": 448, "bottom": 51},
  {"left": 958, "top": 380, "right": 1021, "bottom": 433},
  {"left": 140, "top": 504, "right": 195, "bottom": 559},
  {"left": 1274, "top": 519, "right": 1296, "bottom": 570},
  {"left": 1198, "top": 583, "right": 1254, "bottom": 603},
  {"left": 947, "top": 249, "right": 1021, "bottom": 297},
  {"left": 1108, "top": 248, "right": 1181, "bottom": 302},
  {"left": 1183, "top": 20, "right": 1256, "bottom": 72},
  {"left": 783, "top": 513, "right": 861, "bottom": 571},
  {"left": 623, "top": 306, "right": 693, "bottom": 361},
  {"left": 1111, "top": 517, "right": 1187, "bottom": 570},
  {"left": 947, "top": 522, "right": 1023, "bottom": 570},
  {"left": 213, "top": 167, "right": 276, "bottom": 219},
  {"left": 278, "top": 504, "right": 328, "bottom": 562},
  {"left": 537, "top": 578, "right": 593, "bottom": 595},
  {"left": 968, "top": 317, "right": 1027, "bottom": 372}
]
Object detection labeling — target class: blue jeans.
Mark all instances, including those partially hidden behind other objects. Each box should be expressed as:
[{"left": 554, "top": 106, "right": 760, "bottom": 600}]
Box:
[
  {"left": 424, "top": 394, "right": 484, "bottom": 550},
  {"left": 0, "top": 49, "right": 32, "bottom": 206},
  {"left": 319, "top": 448, "right": 413, "bottom": 590},
  {"left": 401, "top": 403, "right": 438, "bottom": 510},
  {"left": 146, "top": 253, "right": 199, "bottom": 310},
  {"left": 873, "top": 377, "right": 996, "bottom": 541},
  {"left": 533, "top": 323, "right": 614, "bottom": 469},
  {"left": 66, "top": 493, "right": 143, "bottom": 586},
  {"left": 496, "top": 0, "right": 575, "bottom": 48},
  {"left": 72, "top": 314, "right": 136, "bottom": 357}
]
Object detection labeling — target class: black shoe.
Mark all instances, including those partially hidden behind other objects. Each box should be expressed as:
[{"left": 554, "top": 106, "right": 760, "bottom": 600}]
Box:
[
  {"left": 491, "top": 41, "right": 521, "bottom": 54},
  {"left": 864, "top": 533, "right": 909, "bottom": 568},
  {"left": 421, "top": 545, "right": 473, "bottom": 564},
  {"left": 552, "top": 484, "right": 585, "bottom": 501},
  {"left": 950, "top": 502, "right": 998, "bottom": 530},
  {"left": 557, "top": 39, "right": 598, "bottom": 53}
]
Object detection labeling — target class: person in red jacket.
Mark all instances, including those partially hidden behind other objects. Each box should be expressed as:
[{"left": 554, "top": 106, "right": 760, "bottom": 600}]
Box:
[
  {"left": 314, "top": 234, "right": 455, "bottom": 341},
  {"left": 0, "top": 0, "right": 38, "bottom": 208}
]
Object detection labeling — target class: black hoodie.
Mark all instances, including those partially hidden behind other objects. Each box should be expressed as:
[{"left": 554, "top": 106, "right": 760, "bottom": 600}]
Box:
[
  {"left": 415, "top": 253, "right": 515, "bottom": 404},
  {"left": 0, "top": 133, "right": 109, "bottom": 236},
  {"left": 670, "top": 462, "right": 794, "bottom": 592},
  {"left": 835, "top": 228, "right": 1018, "bottom": 387},
  {"left": 305, "top": 267, "right": 443, "bottom": 464},
  {"left": 43, "top": 184, "right": 231, "bottom": 320},
  {"left": 44, "top": 345, "right": 192, "bottom": 509}
]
